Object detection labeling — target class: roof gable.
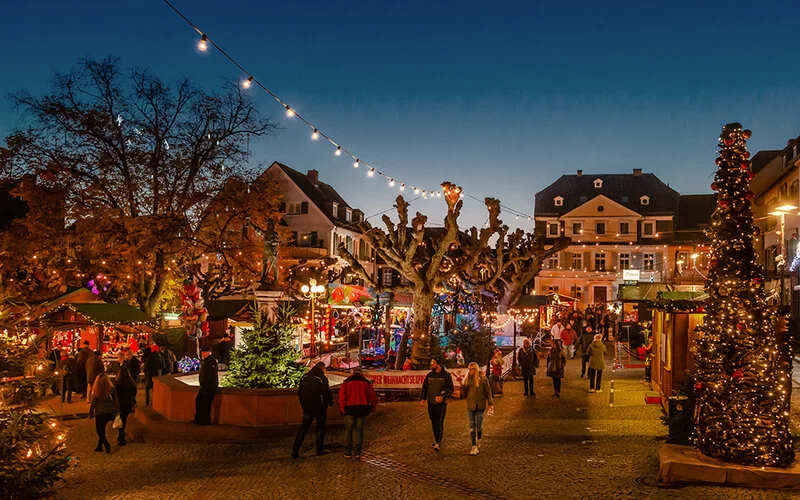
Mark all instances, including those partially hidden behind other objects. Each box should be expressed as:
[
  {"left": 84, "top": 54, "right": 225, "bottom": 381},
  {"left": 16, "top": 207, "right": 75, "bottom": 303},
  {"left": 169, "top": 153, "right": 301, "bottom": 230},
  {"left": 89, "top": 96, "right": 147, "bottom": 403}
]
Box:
[{"left": 560, "top": 194, "right": 642, "bottom": 219}]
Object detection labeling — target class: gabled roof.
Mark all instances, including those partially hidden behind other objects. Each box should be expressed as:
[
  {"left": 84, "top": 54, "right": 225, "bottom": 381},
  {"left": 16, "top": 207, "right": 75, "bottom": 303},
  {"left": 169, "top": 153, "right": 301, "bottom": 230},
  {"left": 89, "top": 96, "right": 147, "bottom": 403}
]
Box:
[
  {"left": 535, "top": 173, "right": 681, "bottom": 217},
  {"left": 47, "top": 302, "right": 153, "bottom": 325},
  {"left": 266, "top": 162, "right": 363, "bottom": 232},
  {"left": 673, "top": 194, "right": 715, "bottom": 244}
]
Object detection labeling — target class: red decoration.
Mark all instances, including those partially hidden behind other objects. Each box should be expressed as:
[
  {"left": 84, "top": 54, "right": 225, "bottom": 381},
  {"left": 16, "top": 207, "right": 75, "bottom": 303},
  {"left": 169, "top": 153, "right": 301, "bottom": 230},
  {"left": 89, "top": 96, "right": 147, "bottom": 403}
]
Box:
[
  {"left": 740, "top": 162, "right": 750, "bottom": 171},
  {"left": 710, "top": 182, "right": 719, "bottom": 191},
  {"left": 719, "top": 198, "right": 731, "bottom": 207},
  {"left": 743, "top": 151, "right": 750, "bottom": 159},
  {"left": 694, "top": 382, "right": 704, "bottom": 391},
  {"left": 736, "top": 322, "right": 746, "bottom": 332},
  {"left": 732, "top": 369, "right": 744, "bottom": 380},
  {"left": 742, "top": 129, "right": 752, "bottom": 138},
  {"left": 724, "top": 138, "right": 734, "bottom": 146},
  {"left": 331, "top": 287, "right": 345, "bottom": 303},
  {"left": 747, "top": 171, "right": 755, "bottom": 181},
  {"left": 715, "top": 157, "right": 722, "bottom": 166},
  {"left": 709, "top": 259, "right": 717, "bottom": 268},
  {"left": 753, "top": 277, "right": 764, "bottom": 285},
  {"left": 745, "top": 191, "right": 754, "bottom": 201}
]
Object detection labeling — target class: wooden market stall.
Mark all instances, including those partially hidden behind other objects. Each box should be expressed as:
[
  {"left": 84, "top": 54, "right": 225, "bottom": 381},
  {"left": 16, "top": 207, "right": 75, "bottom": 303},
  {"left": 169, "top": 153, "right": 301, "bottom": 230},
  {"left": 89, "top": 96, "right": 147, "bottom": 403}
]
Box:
[{"left": 650, "top": 292, "right": 707, "bottom": 405}]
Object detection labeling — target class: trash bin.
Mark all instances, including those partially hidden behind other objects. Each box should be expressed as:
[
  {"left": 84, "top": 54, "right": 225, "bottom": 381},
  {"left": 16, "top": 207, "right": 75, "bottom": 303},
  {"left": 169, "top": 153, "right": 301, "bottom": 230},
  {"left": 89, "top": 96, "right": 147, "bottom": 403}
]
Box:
[{"left": 666, "top": 396, "right": 692, "bottom": 445}]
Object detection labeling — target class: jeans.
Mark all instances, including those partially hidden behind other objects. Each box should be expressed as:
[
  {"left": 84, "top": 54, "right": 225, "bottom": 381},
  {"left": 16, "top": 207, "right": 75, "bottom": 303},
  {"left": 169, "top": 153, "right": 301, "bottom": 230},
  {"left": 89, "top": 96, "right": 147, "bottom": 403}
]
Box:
[
  {"left": 552, "top": 377, "right": 562, "bottom": 394},
  {"left": 293, "top": 409, "right": 328, "bottom": 455},
  {"left": 427, "top": 403, "right": 447, "bottom": 444},
  {"left": 95, "top": 413, "right": 114, "bottom": 449},
  {"left": 467, "top": 409, "right": 485, "bottom": 446},
  {"left": 61, "top": 376, "right": 72, "bottom": 403},
  {"left": 521, "top": 369, "right": 534, "bottom": 395},
  {"left": 118, "top": 406, "right": 133, "bottom": 443},
  {"left": 588, "top": 368, "right": 603, "bottom": 390},
  {"left": 194, "top": 389, "right": 216, "bottom": 424},
  {"left": 344, "top": 415, "right": 365, "bottom": 454}
]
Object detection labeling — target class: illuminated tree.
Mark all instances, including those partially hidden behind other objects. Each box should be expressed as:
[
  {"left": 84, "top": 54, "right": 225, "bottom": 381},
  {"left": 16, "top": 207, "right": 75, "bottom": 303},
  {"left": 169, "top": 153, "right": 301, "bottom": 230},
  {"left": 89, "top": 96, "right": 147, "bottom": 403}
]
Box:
[
  {"left": 0, "top": 57, "right": 277, "bottom": 314},
  {"left": 692, "top": 123, "right": 794, "bottom": 467}
]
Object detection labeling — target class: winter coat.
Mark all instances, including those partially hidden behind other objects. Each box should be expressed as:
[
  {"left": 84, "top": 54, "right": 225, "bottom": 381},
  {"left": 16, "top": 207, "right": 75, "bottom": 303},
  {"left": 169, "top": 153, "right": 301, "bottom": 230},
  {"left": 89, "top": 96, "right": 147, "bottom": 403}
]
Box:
[
  {"left": 588, "top": 340, "right": 607, "bottom": 371},
  {"left": 199, "top": 355, "right": 219, "bottom": 393},
  {"left": 145, "top": 351, "right": 164, "bottom": 377},
  {"left": 421, "top": 369, "right": 454, "bottom": 405},
  {"left": 338, "top": 373, "right": 378, "bottom": 417},
  {"left": 462, "top": 375, "right": 493, "bottom": 412},
  {"left": 114, "top": 373, "right": 138, "bottom": 411},
  {"left": 578, "top": 332, "right": 594, "bottom": 357},
  {"left": 89, "top": 388, "right": 118, "bottom": 418},
  {"left": 561, "top": 327, "right": 577, "bottom": 346},
  {"left": 75, "top": 347, "right": 92, "bottom": 374},
  {"left": 86, "top": 354, "right": 104, "bottom": 385},
  {"left": 217, "top": 339, "right": 234, "bottom": 365},
  {"left": 546, "top": 347, "right": 567, "bottom": 378},
  {"left": 125, "top": 357, "right": 141, "bottom": 380},
  {"left": 298, "top": 367, "right": 333, "bottom": 413},
  {"left": 517, "top": 346, "right": 539, "bottom": 374}
]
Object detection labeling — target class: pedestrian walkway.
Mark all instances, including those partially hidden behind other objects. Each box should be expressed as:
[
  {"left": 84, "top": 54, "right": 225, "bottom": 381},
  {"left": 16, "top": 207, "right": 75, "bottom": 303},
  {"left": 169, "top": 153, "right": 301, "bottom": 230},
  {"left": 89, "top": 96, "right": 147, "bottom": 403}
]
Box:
[{"left": 48, "top": 345, "right": 800, "bottom": 499}]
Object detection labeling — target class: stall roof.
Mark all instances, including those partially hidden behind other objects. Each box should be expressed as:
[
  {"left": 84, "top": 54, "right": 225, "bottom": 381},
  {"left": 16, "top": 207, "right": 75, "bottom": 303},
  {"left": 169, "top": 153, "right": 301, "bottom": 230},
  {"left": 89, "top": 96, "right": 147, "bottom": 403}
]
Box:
[
  {"left": 618, "top": 284, "right": 671, "bottom": 302},
  {"left": 48, "top": 302, "right": 154, "bottom": 325},
  {"left": 205, "top": 300, "right": 252, "bottom": 321},
  {"left": 658, "top": 291, "right": 709, "bottom": 301}
]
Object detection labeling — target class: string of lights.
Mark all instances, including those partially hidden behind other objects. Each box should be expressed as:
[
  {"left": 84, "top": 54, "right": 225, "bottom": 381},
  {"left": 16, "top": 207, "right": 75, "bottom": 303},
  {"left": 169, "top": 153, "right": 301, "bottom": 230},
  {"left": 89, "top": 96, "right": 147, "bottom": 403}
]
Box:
[{"left": 160, "top": 0, "right": 544, "bottom": 218}]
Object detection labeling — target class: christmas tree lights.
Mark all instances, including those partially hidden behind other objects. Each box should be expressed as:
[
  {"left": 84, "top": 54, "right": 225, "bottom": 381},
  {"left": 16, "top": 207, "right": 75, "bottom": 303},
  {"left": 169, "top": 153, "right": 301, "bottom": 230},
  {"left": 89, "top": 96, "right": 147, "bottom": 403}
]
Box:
[{"left": 692, "top": 123, "right": 794, "bottom": 467}]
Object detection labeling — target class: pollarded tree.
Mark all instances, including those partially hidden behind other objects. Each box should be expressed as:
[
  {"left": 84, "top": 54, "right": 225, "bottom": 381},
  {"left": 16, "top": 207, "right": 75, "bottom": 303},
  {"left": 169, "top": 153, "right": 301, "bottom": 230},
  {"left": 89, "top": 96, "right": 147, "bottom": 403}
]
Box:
[
  {"left": 1, "top": 57, "right": 276, "bottom": 316},
  {"left": 339, "top": 183, "right": 503, "bottom": 368}
]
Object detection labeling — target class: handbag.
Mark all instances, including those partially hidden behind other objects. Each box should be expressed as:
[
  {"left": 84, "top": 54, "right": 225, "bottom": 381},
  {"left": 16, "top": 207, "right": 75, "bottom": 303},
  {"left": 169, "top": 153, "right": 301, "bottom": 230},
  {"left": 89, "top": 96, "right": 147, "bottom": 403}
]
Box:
[{"left": 112, "top": 414, "right": 123, "bottom": 429}]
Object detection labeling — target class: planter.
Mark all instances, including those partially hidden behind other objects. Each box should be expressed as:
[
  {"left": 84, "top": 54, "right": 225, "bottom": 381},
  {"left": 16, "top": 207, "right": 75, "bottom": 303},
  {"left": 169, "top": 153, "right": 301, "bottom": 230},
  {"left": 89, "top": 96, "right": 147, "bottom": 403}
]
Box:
[{"left": 151, "top": 373, "right": 346, "bottom": 427}]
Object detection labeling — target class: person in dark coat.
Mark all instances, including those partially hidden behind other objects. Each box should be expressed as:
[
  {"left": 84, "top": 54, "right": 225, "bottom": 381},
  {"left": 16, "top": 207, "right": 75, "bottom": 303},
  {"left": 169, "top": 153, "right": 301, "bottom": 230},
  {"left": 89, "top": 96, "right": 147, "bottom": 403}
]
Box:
[
  {"left": 193, "top": 347, "right": 218, "bottom": 425},
  {"left": 292, "top": 362, "right": 333, "bottom": 458},
  {"left": 85, "top": 350, "right": 105, "bottom": 403},
  {"left": 59, "top": 353, "right": 77, "bottom": 403},
  {"left": 517, "top": 338, "right": 538, "bottom": 396},
  {"left": 125, "top": 349, "right": 141, "bottom": 384},
  {"left": 420, "top": 358, "right": 454, "bottom": 451},
  {"left": 75, "top": 341, "right": 92, "bottom": 396},
  {"left": 114, "top": 366, "right": 138, "bottom": 445},
  {"left": 546, "top": 339, "right": 567, "bottom": 397},
  {"left": 144, "top": 344, "right": 164, "bottom": 406},
  {"left": 577, "top": 323, "right": 595, "bottom": 378},
  {"left": 217, "top": 333, "right": 234, "bottom": 366}
]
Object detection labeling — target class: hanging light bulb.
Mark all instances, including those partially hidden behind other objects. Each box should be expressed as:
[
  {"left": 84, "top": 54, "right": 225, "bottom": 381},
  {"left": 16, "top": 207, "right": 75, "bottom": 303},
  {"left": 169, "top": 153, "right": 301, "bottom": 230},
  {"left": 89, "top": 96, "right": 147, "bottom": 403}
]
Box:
[
  {"left": 285, "top": 105, "right": 295, "bottom": 117},
  {"left": 198, "top": 34, "right": 209, "bottom": 52},
  {"left": 242, "top": 76, "right": 253, "bottom": 89},
  {"left": 368, "top": 168, "right": 375, "bottom": 177},
  {"left": 353, "top": 159, "right": 360, "bottom": 168},
  {"left": 400, "top": 184, "right": 405, "bottom": 191},
  {"left": 389, "top": 178, "right": 396, "bottom": 187},
  {"left": 335, "top": 146, "right": 342, "bottom": 156},
  {"left": 436, "top": 192, "right": 442, "bottom": 197},
  {"left": 414, "top": 188, "right": 420, "bottom": 194},
  {"left": 311, "top": 129, "right": 319, "bottom": 140}
]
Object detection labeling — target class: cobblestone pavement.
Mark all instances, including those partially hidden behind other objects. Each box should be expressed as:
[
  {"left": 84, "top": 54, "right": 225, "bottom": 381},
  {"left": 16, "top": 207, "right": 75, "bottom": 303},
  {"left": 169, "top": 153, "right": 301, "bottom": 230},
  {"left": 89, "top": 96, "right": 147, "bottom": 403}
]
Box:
[{"left": 48, "top": 350, "right": 800, "bottom": 500}]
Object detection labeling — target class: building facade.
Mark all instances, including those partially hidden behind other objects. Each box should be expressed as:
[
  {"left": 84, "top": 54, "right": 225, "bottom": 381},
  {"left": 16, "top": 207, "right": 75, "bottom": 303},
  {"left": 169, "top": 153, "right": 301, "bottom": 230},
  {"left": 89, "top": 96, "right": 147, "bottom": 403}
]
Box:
[{"left": 533, "top": 169, "right": 713, "bottom": 306}]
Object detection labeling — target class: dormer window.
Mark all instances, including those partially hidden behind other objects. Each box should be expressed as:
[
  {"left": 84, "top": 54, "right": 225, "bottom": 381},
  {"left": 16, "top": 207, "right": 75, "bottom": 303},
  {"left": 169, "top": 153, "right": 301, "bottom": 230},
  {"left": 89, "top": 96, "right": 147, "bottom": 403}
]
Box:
[
  {"left": 345, "top": 208, "right": 352, "bottom": 222},
  {"left": 593, "top": 178, "right": 603, "bottom": 189},
  {"left": 640, "top": 195, "right": 650, "bottom": 206},
  {"left": 332, "top": 202, "right": 339, "bottom": 218},
  {"left": 554, "top": 196, "right": 564, "bottom": 207}
]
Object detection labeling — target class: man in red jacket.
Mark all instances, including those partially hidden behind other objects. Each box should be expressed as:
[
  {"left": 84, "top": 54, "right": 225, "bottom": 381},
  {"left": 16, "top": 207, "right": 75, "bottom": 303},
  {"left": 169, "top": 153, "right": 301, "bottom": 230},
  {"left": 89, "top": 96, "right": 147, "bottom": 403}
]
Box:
[{"left": 338, "top": 367, "right": 378, "bottom": 459}]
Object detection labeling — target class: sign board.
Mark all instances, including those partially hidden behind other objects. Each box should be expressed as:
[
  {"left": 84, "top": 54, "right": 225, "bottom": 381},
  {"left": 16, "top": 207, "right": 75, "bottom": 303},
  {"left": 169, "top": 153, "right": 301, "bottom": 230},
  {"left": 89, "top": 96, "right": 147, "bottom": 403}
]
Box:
[{"left": 623, "top": 269, "right": 641, "bottom": 283}]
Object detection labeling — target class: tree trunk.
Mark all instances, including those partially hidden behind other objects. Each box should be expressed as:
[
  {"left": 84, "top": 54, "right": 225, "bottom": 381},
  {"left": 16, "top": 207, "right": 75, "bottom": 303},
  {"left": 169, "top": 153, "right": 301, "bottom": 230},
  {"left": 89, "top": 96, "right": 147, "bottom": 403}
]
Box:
[{"left": 409, "top": 293, "right": 436, "bottom": 369}]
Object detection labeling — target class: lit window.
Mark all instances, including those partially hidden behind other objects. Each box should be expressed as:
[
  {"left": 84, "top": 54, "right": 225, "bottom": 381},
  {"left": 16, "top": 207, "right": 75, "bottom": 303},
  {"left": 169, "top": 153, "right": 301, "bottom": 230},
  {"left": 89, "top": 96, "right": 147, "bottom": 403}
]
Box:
[
  {"left": 619, "top": 253, "right": 630, "bottom": 270},
  {"left": 571, "top": 252, "right": 583, "bottom": 270},
  {"left": 595, "top": 253, "right": 606, "bottom": 271},
  {"left": 643, "top": 253, "right": 655, "bottom": 270},
  {"left": 548, "top": 253, "right": 559, "bottom": 269}
]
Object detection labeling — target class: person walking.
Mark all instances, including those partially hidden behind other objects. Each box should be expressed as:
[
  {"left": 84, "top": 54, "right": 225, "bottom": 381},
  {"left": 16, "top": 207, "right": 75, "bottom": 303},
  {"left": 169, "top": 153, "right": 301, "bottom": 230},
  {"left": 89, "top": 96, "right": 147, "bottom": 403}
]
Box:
[
  {"left": 59, "top": 353, "right": 76, "bottom": 403},
  {"left": 577, "top": 323, "right": 594, "bottom": 378},
  {"left": 562, "top": 320, "right": 578, "bottom": 359},
  {"left": 550, "top": 318, "right": 564, "bottom": 342},
  {"left": 338, "top": 367, "right": 378, "bottom": 459},
  {"left": 292, "top": 362, "right": 334, "bottom": 458},
  {"left": 113, "top": 365, "right": 138, "bottom": 446},
  {"left": 194, "top": 346, "right": 219, "bottom": 425},
  {"left": 546, "top": 339, "right": 567, "bottom": 397},
  {"left": 85, "top": 350, "right": 104, "bottom": 404},
  {"left": 489, "top": 349, "right": 505, "bottom": 396},
  {"left": 517, "top": 338, "right": 538, "bottom": 396},
  {"left": 125, "top": 349, "right": 141, "bottom": 385},
  {"left": 88, "top": 372, "right": 117, "bottom": 454},
  {"left": 75, "top": 340, "right": 92, "bottom": 398},
  {"left": 587, "top": 334, "right": 607, "bottom": 393},
  {"left": 420, "top": 358, "right": 454, "bottom": 451},
  {"left": 461, "top": 362, "right": 493, "bottom": 455},
  {"left": 144, "top": 344, "right": 164, "bottom": 406}
]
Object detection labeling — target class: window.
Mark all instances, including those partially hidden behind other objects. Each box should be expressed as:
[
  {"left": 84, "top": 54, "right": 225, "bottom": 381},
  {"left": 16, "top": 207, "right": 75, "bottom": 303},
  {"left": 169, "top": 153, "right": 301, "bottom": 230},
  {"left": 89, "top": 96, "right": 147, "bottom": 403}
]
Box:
[
  {"left": 643, "top": 221, "right": 655, "bottom": 237},
  {"left": 640, "top": 195, "right": 650, "bottom": 206},
  {"left": 548, "top": 223, "right": 560, "bottom": 237},
  {"left": 619, "top": 253, "right": 630, "bottom": 270},
  {"left": 572, "top": 222, "right": 583, "bottom": 235},
  {"left": 345, "top": 208, "right": 352, "bottom": 222},
  {"left": 597, "top": 205, "right": 605, "bottom": 212},
  {"left": 619, "top": 222, "right": 630, "bottom": 235},
  {"left": 287, "top": 202, "right": 302, "bottom": 214},
  {"left": 643, "top": 253, "right": 655, "bottom": 271},
  {"left": 570, "top": 285, "right": 583, "bottom": 300},
  {"left": 547, "top": 285, "right": 560, "bottom": 294},
  {"left": 596, "top": 222, "right": 606, "bottom": 235},
  {"left": 359, "top": 239, "right": 367, "bottom": 260},
  {"left": 594, "top": 253, "right": 606, "bottom": 271},
  {"left": 554, "top": 196, "right": 564, "bottom": 207},
  {"left": 791, "top": 181, "right": 799, "bottom": 203},
  {"left": 593, "top": 178, "right": 603, "bottom": 189},
  {"left": 382, "top": 268, "right": 393, "bottom": 286},
  {"left": 548, "top": 253, "right": 559, "bottom": 269},
  {"left": 571, "top": 252, "right": 583, "bottom": 270},
  {"left": 332, "top": 202, "right": 339, "bottom": 218}
]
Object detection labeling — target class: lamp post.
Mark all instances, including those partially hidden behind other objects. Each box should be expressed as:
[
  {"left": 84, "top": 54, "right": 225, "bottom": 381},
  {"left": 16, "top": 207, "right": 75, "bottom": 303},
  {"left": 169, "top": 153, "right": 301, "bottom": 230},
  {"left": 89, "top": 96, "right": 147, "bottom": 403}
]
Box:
[
  {"left": 301, "top": 279, "right": 326, "bottom": 357},
  {"left": 770, "top": 205, "right": 798, "bottom": 307}
]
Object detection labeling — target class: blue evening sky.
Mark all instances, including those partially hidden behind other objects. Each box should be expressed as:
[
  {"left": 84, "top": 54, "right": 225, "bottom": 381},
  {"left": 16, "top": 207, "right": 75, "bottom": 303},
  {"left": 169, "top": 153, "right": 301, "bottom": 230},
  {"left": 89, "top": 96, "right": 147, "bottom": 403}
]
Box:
[{"left": 2, "top": 0, "right": 800, "bottom": 229}]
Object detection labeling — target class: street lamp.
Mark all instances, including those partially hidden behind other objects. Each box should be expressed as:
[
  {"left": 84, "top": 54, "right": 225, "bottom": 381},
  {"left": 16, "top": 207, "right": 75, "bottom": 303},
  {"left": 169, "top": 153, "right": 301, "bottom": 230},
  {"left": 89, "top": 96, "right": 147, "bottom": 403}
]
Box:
[
  {"left": 770, "top": 205, "right": 798, "bottom": 307},
  {"left": 301, "top": 279, "right": 326, "bottom": 357}
]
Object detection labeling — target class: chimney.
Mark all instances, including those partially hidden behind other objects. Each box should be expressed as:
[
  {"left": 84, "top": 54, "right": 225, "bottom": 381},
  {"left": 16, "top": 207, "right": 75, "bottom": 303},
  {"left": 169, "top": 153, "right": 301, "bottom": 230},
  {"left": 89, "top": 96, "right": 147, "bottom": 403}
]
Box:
[
  {"left": 307, "top": 169, "right": 319, "bottom": 185},
  {"left": 633, "top": 168, "right": 642, "bottom": 176},
  {"left": 576, "top": 169, "right": 583, "bottom": 176}
]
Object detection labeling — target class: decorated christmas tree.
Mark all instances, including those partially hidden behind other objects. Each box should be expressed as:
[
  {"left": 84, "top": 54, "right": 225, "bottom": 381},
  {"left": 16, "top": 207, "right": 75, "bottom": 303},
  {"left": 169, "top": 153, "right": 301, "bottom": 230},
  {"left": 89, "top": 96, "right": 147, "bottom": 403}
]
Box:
[
  {"left": 692, "top": 123, "right": 794, "bottom": 467},
  {"left": 222, "top": 305, "right": 306, "bottom": 389},
  {"left": 0, "top": 331, "right": 71, "bottom": 497}
]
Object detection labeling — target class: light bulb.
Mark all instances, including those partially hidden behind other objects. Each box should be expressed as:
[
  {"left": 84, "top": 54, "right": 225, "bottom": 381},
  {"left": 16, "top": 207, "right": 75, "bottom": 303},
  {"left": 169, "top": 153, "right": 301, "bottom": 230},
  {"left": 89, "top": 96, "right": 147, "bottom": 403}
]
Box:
[
  {"left": 400, "top": 184, "right": 405, "bottom": 191},
  {"left": 311, "top": 129, "right": 319, "bottom": 140},
  {"left": 198, "top": 35, "right": 209, "bottom": 52},
  {"left": 414, "top": 188, "right": 420, "bottom": 194},
  {"left": 389, "top": 179, "right": 395, "bottom": 187},
  {"left": 285, "top": 105, "right": 295, "bottom": 117},
  {"left": 354, "top": 159, "right": 360, "bottom": 168},
  {"left": 242, "top": 76, "right": 253, "bottom": 89},
  {"left": 335, "top": 146, "right": 342, "bottom": 156},
  {"left": 368, "top": 169, "right": 375, "bottom": 177}
]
